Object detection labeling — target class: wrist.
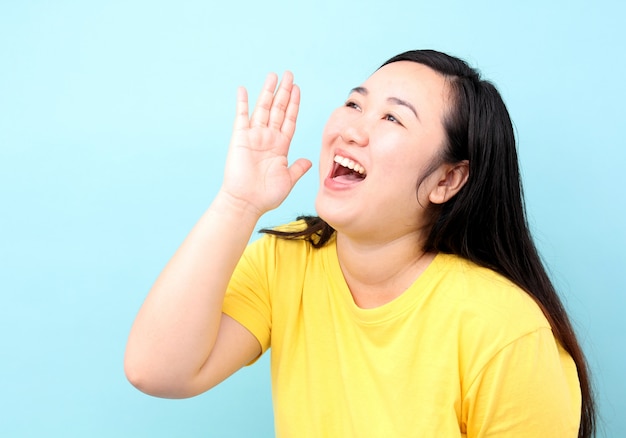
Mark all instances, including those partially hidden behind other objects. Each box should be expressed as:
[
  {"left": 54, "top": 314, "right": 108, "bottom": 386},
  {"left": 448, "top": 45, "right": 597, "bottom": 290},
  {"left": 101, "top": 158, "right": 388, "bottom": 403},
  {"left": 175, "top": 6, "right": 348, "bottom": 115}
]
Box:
[{"left": 212, "top": 190, "right": 266, "bottom": 223}]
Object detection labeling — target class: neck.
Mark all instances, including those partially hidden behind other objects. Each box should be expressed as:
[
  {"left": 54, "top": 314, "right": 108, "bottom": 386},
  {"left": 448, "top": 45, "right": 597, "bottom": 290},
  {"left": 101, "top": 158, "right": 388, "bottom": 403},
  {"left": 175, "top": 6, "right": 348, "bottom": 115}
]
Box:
[{"left": 336, "top": 231, "right": 435, "bottom": 309}]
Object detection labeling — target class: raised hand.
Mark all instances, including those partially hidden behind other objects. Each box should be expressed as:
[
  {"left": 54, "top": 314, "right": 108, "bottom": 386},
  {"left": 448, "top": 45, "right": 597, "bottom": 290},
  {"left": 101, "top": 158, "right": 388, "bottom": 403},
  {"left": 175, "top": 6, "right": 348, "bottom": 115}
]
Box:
[{"left": 221, "top": 71, "right": 312, "bottom": 215}]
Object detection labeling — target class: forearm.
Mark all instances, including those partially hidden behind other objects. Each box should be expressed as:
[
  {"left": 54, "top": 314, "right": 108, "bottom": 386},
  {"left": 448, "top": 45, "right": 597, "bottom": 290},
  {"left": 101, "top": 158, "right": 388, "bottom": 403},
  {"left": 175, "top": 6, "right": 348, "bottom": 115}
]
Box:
[
  {"left": 124, "top": 191, "right": 262, "bottom": 390},
  {"left": 125, "top": 71, "right": 308, "bottom": 397}
]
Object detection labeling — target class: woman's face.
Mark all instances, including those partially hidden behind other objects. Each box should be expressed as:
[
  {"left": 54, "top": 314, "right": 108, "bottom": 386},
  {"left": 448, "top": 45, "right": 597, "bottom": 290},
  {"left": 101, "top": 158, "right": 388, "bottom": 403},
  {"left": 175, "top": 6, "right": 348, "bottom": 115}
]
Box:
[{"left": 315, "top": 61, "right": 451, "bottom": 241}]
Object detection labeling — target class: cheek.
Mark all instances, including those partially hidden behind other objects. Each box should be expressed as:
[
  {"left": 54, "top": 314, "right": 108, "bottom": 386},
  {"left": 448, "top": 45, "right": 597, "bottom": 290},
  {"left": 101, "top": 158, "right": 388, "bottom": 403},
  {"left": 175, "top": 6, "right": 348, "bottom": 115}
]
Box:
[
  {"left": 319, "top": 111, "right": 345, "bottom": 168},
  {"left": 318, "top": 132, "right": 334, "bottom": 180},
  {"left": 376, "top": 142, "right": 421, "bottom": 174},
  {"left": 378, "top": 151, "right": 425, "bottom": 194},
  {"left": 321, "top": 110, "right": 343, "bottom": 144}
]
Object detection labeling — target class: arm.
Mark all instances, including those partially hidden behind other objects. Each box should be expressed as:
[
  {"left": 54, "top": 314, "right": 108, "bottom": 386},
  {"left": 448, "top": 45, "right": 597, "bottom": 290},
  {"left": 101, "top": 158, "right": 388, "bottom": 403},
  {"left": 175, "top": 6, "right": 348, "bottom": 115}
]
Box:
[{"left": 124, "top": 72, "right": 311, "bottom": 398}]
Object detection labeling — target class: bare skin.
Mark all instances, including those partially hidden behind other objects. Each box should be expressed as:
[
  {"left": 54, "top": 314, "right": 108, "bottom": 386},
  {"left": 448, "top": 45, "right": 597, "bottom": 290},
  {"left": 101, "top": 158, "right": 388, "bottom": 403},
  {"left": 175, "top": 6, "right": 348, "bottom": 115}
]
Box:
[
  {"left": 124, "top": 72, "right": 311, "bottom": 398},
  {"left": 124, "top": 63, "right": 468, "bottom": 398},
  {"left": 316, "top": 62, "right": 468, "bottom": 309}
]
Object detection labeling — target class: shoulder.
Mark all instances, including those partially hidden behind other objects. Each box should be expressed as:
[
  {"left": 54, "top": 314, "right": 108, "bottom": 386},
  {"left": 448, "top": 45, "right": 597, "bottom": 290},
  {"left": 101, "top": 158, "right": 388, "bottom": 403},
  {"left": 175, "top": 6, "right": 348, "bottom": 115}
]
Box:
[
  {"left": 427, "top": 255, "right": 569, "bottom": 400},
  {"left": 426, "top": 253, "right": 551, "bottom": 338},
  {"left": 432, "top": 253, "right": 548, "bottom": 316},
  {"left": 251, "top": 219, "right": 321, "bottom": 249},
  {"left": 243, "top": 220, "right": 331, "bottom": 269}
]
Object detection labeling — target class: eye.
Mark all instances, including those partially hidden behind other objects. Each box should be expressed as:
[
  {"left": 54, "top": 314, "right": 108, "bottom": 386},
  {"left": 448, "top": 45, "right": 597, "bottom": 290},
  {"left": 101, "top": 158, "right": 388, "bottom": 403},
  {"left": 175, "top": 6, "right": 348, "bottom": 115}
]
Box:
[
  {"left": 345, "top": 101, "right": 361, "bottom": 111},
  {"left": 384, "top": 114, "right": 402, "bottom": 125}
]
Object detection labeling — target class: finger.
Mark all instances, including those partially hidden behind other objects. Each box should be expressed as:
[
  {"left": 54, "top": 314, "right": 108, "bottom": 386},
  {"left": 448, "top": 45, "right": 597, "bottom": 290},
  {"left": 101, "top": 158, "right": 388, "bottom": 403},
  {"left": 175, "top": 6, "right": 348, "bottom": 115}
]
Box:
[
  {"left": 288, "top": 158, "right": 312, "bottom": 185},
  {"left": 250, "top": 72, "right": 278, "bottom": 128},
  {"left": 280, "top": 83, "right": 300, "bottom": 139},
  {"left": 268, "top": 71, "right": 294, "bottom": 130},
  {"left": 232, "top": 86, "right": 249, "bottom": 131}
]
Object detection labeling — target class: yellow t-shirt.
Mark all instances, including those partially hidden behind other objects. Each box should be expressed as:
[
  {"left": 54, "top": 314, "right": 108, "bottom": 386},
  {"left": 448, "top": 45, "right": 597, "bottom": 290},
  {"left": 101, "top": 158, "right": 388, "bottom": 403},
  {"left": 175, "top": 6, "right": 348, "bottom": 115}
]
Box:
[{"left": 223, "top": 232, "right": 581, "bottom": 437}]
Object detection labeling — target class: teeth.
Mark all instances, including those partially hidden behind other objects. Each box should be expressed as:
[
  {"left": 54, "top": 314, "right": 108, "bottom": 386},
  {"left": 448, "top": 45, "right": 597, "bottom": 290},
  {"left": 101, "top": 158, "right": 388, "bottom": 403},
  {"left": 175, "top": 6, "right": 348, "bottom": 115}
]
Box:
[{"left": 334, "top": 155, "right": 366, "bottom": 175}]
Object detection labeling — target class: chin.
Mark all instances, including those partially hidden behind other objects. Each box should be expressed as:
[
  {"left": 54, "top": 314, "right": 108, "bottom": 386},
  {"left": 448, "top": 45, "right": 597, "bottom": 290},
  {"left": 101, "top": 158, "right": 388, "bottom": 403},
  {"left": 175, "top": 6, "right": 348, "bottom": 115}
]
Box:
[
  {"left": 314, "top": 193, "right": 329, "bottom": 221},
  {"left": 314, "top": 195, "right": 338, "bottom": 228},
  {"left": 314, "top": 198, "right": 353, "bottom": 235}
]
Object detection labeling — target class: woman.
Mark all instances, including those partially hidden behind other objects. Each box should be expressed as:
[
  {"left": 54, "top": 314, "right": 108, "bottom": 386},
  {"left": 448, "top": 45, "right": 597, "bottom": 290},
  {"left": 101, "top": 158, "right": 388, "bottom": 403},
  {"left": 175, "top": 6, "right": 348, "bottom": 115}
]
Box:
[{"left": 125, "top": 50, "right": 595, "bottom": 437}]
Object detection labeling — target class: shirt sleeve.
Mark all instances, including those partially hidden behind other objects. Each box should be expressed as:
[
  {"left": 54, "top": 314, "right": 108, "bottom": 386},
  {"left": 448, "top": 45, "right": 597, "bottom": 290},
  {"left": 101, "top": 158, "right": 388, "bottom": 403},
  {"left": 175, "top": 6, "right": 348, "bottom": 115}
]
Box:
[
  {"left": 462, "top": 327, "right": 582, "bottom": 437},
  {"left": 222, "top": 236, "right": 273, "bottom": 355}
]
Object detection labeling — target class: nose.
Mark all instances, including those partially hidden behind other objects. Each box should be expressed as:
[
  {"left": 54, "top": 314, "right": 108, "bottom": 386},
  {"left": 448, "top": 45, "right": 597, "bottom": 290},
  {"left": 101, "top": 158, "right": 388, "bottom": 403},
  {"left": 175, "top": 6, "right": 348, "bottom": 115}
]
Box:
[{"left": 340, "top": 116, "right": 369, "bottom": 147}]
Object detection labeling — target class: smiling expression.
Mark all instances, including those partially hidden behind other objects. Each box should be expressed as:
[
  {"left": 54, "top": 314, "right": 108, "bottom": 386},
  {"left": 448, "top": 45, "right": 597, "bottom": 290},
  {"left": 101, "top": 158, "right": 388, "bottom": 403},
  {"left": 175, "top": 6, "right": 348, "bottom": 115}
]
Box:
[{"left": 315, "top": 61, "right": 452, "bottom": 241}]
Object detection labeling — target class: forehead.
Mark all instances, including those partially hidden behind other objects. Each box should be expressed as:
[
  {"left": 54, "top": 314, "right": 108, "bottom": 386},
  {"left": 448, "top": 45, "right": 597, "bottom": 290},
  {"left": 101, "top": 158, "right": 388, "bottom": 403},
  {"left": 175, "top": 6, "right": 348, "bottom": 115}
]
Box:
[{"left": 361, "top": 61, "right": 450, "bottom": 119}]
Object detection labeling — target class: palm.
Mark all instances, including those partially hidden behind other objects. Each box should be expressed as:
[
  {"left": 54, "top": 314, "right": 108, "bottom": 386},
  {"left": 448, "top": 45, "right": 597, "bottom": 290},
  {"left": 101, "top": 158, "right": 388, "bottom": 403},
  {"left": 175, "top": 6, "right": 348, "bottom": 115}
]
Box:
[{"left": 222, "top": 72, "right": 311, "bottom": 214}]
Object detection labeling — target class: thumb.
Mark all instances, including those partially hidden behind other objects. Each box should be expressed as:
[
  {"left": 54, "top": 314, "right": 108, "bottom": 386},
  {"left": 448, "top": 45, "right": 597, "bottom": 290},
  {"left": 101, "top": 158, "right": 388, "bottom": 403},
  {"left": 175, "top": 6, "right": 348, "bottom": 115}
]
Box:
[{"left": 288, "top": 158, "right": 313, "bottom": 186}]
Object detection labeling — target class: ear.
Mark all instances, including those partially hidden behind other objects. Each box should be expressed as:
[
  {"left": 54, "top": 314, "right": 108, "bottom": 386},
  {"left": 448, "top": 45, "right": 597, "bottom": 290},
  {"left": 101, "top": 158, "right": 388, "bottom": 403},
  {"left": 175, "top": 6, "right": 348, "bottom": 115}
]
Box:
[{"left": 428, "top": 160, "right": 469, "bottom": 205}]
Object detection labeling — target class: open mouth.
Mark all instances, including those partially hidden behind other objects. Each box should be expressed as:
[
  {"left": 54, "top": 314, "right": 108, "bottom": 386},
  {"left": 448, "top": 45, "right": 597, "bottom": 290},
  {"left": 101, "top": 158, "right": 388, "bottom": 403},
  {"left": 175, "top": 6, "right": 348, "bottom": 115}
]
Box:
[{"left": 331, "top": 154, "right": 367, "bottom": 182}]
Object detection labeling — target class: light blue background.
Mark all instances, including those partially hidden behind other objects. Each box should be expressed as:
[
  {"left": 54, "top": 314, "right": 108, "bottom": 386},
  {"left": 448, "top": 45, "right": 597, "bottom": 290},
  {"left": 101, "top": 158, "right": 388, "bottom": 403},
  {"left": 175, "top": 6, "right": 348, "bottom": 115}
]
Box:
[{"left": 1, "top": 0, "right": 624, "bottom": 436}]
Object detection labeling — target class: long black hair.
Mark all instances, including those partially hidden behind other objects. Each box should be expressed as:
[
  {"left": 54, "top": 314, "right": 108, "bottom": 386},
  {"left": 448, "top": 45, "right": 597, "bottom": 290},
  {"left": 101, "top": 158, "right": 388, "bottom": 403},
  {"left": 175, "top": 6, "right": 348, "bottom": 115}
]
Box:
[{"left": 262, "top": 49, "right": 596, "bottom": 437}]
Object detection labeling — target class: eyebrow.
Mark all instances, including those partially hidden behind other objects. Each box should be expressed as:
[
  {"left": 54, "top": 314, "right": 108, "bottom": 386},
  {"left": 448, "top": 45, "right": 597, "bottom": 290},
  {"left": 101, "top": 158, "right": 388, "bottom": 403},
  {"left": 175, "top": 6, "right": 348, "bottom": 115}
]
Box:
[{"left": 350, "top": 86, "right": 420, "bottom": 120}]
